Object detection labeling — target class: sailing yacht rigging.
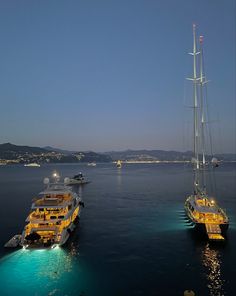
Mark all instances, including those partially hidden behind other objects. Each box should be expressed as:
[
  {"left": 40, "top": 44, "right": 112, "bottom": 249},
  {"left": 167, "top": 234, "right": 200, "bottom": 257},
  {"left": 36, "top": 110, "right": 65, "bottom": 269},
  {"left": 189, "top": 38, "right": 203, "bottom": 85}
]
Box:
[{"left": 184, "top": 25, "right": 229, "bottom": 241}]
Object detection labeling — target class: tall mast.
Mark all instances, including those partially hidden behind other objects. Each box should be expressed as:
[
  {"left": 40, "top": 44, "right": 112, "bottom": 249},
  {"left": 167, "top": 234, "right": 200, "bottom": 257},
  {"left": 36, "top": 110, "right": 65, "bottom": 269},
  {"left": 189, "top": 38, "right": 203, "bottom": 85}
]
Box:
[
  {"left": 199, "top": 35, "right": 206, "bottom": 192},
  {"left": 192, "top": 24, "right": 200, "bottom": 192}
]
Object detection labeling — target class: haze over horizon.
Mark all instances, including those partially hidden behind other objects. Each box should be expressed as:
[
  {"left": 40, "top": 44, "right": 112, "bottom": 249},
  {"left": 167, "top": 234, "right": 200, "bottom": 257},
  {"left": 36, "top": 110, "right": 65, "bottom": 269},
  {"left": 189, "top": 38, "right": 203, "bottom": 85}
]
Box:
[{"left": 0, "top": 0, "right": 235, "bottom": 153}]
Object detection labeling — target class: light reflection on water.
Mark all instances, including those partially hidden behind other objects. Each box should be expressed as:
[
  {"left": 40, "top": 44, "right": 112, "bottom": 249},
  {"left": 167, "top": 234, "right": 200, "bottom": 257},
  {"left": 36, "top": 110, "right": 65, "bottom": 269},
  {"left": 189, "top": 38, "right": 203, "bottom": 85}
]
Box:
[
  {"left": 201, "top": 243, "right": 225, "bottom": 296},
  {"left": 116, "top": 168, "right": 122, "bottom": 188},
  {"left": 0, "top": 246, "right": 91, "bottom": 296}
]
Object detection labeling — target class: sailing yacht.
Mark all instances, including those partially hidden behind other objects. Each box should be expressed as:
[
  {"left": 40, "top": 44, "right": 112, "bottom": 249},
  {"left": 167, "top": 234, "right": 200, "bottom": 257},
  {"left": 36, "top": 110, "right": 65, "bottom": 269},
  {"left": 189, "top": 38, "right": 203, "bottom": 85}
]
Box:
[{"left": 184, "top": 25, "right": 229, "bottom": 241}]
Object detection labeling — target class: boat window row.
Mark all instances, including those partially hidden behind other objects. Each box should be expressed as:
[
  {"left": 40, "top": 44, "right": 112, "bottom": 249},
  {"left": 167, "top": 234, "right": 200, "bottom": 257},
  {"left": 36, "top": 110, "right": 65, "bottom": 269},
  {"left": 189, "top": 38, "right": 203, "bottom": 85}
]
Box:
[{"left": 50, "top": 215, "right": 65, "bottom": 219}]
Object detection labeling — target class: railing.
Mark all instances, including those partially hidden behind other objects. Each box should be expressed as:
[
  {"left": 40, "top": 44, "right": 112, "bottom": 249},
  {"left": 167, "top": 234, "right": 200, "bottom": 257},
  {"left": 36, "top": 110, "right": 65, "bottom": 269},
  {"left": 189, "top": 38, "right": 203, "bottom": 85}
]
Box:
[
  {"left": 30, "top": 211, "right": 67, "bottom": 220},
  {"left": 35, "top": 199, "right": 62, "bottom": 206},
  {"left": 192, "top": 214, "right": 226, "bottom": 224},
  {"left": 30, "top": 226, "right": 58, "bottom": 232}
]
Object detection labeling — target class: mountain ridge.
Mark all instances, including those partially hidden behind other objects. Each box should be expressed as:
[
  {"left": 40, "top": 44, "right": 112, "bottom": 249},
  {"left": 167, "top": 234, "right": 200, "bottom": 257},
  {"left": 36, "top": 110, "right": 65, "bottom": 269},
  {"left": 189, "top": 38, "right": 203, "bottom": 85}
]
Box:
[
  {"left": 0, "top": 143, "right": 111, "bottom": 163},
  {"left": 0, "top": 143, "right": 235, "bottom": 162}
]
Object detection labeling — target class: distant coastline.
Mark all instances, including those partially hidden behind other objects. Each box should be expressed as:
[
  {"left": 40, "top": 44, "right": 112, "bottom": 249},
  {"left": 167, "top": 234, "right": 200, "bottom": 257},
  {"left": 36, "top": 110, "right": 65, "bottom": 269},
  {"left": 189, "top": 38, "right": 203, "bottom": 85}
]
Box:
[
  {"left": 0, "top": 143, "right": 235, "bottom": 165},
  {"left": 114, "top": 160, "right": 236, "bottom": 164}
]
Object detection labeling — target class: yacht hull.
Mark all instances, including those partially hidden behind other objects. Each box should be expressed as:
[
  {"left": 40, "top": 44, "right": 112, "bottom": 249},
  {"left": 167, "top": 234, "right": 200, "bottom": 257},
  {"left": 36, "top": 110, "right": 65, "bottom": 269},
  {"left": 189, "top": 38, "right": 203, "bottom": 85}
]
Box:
[
  {"left": 22, "top": 203, "right": 81, "bottom": 249},
  {"left": 68, "top": 179, "right": 90, "bottom": 185},
  {"left": 22, "top": 220, "right": 79, "bottom": 249}
]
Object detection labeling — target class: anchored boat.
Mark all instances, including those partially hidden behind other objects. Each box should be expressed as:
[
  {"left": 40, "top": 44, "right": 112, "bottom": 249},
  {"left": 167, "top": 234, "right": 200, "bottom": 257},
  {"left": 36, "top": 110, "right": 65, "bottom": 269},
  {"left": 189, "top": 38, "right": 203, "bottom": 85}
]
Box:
[
  {"left": 4, "top": 235, "right": 22, "bottom": 248},
  {"left": 19, "top": 172, "right": 84, "bottom": 248},
  {"left": 67, "top": 172, "right": 91, "bottom": 185},
  {"left": 184, "top": 25, "right": 229, "bottom": 241},
  {"left": 87, "top": 162, "right": 96, "bottom": 167},
  {"left": 116, "top": 160, "right": 122, "bottom": 168},
  {"left": 24, "top": 163, "right": 40, "bottom": 167}
]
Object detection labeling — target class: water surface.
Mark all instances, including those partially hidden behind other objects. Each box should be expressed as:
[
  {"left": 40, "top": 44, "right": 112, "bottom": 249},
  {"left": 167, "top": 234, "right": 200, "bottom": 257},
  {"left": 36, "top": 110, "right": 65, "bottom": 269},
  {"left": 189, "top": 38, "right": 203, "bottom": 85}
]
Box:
[{"left": 0, "top": 163, "right": 235, "bottom": 295}]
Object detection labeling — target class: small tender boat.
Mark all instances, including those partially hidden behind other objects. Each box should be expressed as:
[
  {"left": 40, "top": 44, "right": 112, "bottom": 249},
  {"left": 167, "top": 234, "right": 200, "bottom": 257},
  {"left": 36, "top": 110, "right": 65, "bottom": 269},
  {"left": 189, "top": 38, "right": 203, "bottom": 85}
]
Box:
[
  {"left": 4, "top": 234, "right": 22, "bottom": 248},
  {"left": 67, "top": 172, "right": 91, "bottom": 185},
  {"left": 24, "top": 163, "right": 41, "bottom": 167}
]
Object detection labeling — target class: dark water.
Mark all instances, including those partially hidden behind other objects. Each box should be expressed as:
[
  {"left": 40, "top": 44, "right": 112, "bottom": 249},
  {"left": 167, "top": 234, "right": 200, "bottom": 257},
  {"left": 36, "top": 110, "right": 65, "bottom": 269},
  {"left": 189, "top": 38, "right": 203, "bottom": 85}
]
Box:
[{"left": 0, "top": 163, "right": 235, "bottom": 296}]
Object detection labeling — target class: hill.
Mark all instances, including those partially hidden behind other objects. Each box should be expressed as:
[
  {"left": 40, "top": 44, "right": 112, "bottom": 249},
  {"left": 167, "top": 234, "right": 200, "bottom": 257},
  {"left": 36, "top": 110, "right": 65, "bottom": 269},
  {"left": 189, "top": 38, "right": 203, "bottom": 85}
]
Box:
[
  {"left": 105, "top": 149, "right": 236, "bottom": 162},
  {"left": 0, "top": 143, "right": 234, "bottom": 163},
  {"left": 0, "top": 143, "right": 112, "bottom": 163}
]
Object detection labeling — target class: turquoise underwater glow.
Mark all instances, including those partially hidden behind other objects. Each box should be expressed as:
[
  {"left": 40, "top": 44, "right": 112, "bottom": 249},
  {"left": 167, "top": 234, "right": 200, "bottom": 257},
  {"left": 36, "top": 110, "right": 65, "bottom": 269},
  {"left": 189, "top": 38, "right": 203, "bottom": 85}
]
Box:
[{"left": 0, "top": 247, "right": 95, "bottom": 296}]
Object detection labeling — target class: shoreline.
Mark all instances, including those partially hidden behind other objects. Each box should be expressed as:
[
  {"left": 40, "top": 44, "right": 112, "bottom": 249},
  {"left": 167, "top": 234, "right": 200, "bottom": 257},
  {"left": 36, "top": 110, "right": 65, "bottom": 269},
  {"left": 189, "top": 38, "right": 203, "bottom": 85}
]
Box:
[{"left": 1, "top": 160, "right": 236, "bottom": 166}]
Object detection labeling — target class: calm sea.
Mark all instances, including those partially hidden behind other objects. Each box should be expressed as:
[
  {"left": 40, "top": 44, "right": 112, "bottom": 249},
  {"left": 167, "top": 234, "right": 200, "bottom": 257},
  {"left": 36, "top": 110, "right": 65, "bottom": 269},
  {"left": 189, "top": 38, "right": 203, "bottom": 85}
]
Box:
[{"left": 0, "top": 163, "right": 235, "bottom": 296}]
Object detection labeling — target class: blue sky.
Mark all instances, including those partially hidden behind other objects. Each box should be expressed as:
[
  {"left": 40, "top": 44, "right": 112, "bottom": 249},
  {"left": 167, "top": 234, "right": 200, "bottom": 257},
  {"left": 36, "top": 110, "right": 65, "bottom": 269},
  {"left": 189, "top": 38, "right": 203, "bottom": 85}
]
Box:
[{"left": 0, "top": 0, "right": 235, "bottom": 152}]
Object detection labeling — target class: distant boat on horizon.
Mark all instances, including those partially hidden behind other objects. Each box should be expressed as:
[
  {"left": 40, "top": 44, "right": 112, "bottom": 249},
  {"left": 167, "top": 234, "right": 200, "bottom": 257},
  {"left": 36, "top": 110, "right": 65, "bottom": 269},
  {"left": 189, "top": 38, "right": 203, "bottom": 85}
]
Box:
[
  {"left": 116, "top": 160, "right": 122, "bottom": 168},
  {"left": 87, "top": 162, "right": 96, "bottom": 167},
  {"left": 24, "top": 163, "right": 41, "bottom": 167}
]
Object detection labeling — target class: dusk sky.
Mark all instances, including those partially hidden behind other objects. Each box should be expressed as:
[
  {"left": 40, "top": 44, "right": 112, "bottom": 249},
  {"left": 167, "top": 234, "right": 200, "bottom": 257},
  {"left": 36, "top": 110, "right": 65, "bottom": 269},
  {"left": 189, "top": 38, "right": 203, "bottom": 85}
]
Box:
[{"left": 0, "top": 0, "right": 235, "bottom": 153}]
